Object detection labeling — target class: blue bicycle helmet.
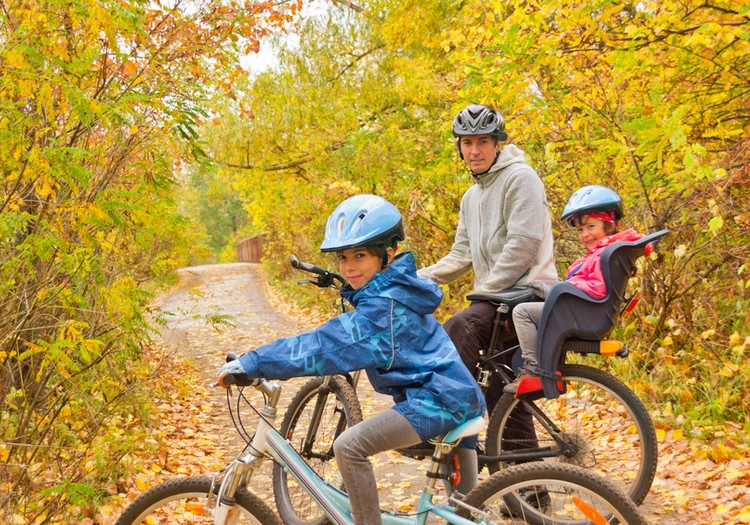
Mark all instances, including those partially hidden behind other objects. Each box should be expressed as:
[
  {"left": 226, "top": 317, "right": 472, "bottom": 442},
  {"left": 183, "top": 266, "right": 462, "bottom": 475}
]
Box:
[
  {"left": 320, "top": 195, "right": 405, "bottom": 253},
  {"left": 560, "top": 185, "right": 624, "bottom": 225}
]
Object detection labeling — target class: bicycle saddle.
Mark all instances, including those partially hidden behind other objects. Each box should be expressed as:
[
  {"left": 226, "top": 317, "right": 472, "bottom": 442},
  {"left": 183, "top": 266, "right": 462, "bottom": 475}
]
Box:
[
  {"left": 442, "top": 416, "right": 486, "bottom": 444},
  {"left": 467, "top": 287, "right": 542, "bottom": 311}
]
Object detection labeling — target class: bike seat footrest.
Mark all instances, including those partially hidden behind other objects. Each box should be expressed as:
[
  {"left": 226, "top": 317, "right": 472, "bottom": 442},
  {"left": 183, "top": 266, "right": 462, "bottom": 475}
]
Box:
[
  {"left": 564, "top": 339, "right": 626, "bottom": 357},
  {"left": 518, "top": 369, "right": 563, "bottom": 398}
]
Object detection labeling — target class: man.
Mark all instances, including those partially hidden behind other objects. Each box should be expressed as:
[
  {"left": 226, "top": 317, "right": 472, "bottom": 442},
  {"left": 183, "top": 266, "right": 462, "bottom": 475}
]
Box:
[{"left": 419, "top": 103, "right": 558, "bottom": 411}]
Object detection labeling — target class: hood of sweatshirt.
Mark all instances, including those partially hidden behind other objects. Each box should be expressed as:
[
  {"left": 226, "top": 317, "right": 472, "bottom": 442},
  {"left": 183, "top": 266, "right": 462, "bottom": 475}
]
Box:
[
  {"left": 591, "top": 228, "right": 644, "bottom": 253},
  {"left": 341, "top": 252, "right": 442, "bottom": 316},
  {"left": 472, "top": 144, "right": 528, "bottom": 185}
]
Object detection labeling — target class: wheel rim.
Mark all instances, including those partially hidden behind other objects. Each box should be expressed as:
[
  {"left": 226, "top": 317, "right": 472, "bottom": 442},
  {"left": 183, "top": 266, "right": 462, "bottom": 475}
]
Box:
[{"left": 493, "top": 371, "right": 650, "bottom": 500}]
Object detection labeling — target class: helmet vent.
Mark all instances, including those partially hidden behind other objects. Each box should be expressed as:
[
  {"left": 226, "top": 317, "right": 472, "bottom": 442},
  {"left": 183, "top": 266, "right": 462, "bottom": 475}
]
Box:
[
  {"left": 350, "top": 214, "right": 365, "bottom": 231},
  {"left": 320, "top": 194, "right": 405, "bottom": 253}
]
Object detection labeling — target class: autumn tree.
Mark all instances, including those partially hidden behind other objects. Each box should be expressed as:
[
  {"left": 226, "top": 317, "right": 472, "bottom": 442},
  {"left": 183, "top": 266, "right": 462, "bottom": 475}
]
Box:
[
  {"left": 204, "top": 0, "right": 748, "bottom": 439},
  {"left": 0, "top": 0, "right": 299, "bottom": 521},
  {"left": 443, "top": 0, "right": 749, "bottom": 432}
]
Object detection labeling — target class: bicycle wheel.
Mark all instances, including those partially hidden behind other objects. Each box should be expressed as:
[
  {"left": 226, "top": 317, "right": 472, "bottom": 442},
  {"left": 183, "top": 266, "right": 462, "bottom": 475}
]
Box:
[
  {"left": 113, "top": 476, "right": 280, "bottom": 524},
  {"left": 460, "top": 462, "right": 647, "bottom": 525},
  {"left": 273, "top": 375, "right": 363, "bottom": 525},
  {"left": 486, "top": 363, "right": 657, "bottom": 504}
]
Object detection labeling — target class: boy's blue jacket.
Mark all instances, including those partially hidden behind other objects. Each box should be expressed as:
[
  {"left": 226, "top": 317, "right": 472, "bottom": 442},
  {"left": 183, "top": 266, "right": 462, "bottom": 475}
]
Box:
[{"left": 235, "top": 252, "right": 486, "bottom": 441}]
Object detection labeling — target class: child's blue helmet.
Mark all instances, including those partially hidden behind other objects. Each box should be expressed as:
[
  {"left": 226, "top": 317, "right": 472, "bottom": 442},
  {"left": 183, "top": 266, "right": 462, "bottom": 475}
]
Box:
[
  {"left": 320, "top": 194, "right": 405, "bottom": 253},
  {"left": 560, "top": 185, "right": 624, "bottom": 226}
]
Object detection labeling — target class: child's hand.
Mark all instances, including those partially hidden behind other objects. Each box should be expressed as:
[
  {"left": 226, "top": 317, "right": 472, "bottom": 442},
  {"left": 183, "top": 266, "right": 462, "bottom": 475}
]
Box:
[{"left": 217, "top": 359, "right": 253, "bottom": 387}]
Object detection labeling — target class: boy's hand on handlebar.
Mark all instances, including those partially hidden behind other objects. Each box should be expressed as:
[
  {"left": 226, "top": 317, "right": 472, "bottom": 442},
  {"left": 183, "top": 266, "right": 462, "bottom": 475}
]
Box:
[{"left": 217, "top": 358, "right": 255, "bottom": 388}]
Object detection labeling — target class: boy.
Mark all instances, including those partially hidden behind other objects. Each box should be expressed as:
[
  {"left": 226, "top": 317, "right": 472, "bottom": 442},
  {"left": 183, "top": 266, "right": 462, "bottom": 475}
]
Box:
[{"left": 218, "top": 194, "right": 485, "bottom": 525}]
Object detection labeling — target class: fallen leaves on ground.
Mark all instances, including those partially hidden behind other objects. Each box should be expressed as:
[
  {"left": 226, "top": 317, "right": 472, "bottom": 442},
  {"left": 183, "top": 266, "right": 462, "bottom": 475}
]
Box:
[{"left": 100, "top": 264, "right": 750, "bottom": 525}]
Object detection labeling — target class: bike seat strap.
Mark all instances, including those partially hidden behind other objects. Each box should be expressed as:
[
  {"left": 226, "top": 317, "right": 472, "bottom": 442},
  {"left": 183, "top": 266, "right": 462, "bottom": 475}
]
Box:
[{"left": 466, "top": 288, "right": 541, "bottom": 310}]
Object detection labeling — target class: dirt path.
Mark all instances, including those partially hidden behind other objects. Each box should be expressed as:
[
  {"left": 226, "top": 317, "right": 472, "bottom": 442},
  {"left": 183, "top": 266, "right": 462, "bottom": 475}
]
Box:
[{"left": 108, "top": 262, "right": 748, "bottom": 524}]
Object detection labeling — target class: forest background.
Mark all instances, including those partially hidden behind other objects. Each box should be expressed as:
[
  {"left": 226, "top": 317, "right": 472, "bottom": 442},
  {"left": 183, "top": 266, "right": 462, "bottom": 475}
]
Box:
[{"left": 1, "top": 0, "right": 748, "bottom": 522}]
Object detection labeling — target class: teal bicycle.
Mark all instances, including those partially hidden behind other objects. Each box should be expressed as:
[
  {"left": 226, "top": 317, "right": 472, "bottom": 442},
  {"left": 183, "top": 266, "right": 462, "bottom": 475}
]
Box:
[{"left": 113, "top": 369, "right": 647, "bottom": 525}]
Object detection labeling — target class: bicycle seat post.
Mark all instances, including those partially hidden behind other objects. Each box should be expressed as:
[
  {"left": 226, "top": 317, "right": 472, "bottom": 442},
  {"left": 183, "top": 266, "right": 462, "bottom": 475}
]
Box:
[
  {"left": 423, "top": 444, "right": 451, "bottom": 496},
  {"left": 488, "top": 304, "right": 508, "bottom": 353}
]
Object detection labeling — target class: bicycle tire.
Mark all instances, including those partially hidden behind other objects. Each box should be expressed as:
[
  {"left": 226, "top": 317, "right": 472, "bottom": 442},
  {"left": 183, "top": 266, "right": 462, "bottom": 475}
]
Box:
[
  {"left": 113, "top": 476, "right": 281, "bottom": 525},
  {"left": 486, "top": 363, "right": 657, "bottom": 504},
  {"left": 273, "top": 375, "right": 363, "bottom": 525},
  {"left": 459, "top": 462, "right": 647, "bottom": 525}
]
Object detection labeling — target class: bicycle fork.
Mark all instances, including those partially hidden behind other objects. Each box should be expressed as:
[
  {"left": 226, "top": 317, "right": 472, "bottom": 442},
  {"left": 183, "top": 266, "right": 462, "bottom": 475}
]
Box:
[{"left": 209, "top": 381, "right": 283, "bottom": 524}]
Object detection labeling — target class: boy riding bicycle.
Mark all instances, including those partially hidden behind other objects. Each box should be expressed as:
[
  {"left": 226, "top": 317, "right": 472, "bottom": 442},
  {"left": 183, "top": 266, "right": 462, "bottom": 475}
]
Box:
[{"left": 218, "top": 194, "right": 485, "bottom": 525}]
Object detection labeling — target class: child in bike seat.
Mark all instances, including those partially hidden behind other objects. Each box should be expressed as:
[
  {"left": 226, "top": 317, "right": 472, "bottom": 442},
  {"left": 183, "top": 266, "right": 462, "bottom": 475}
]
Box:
[
  {"left": 217, "top": 194, "right": 486, "bottom": 525},
  {"left": 504, "top": 185, "right": 646, "bottom": 395}
]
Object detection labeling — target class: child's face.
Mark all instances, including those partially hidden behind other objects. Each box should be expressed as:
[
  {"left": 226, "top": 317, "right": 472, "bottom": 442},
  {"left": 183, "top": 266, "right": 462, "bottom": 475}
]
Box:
[
  {"left": 337, "top": 247, "right": 389, "bottom": 290},
  {"left": 574, "top": 215, "right": 609, "bottom": 251}
]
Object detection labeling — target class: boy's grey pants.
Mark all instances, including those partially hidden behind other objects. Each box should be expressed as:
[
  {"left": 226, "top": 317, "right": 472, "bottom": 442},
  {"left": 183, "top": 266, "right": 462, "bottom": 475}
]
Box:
[{"left": 333, "top": 408, "right": 478, "bottom": 524}]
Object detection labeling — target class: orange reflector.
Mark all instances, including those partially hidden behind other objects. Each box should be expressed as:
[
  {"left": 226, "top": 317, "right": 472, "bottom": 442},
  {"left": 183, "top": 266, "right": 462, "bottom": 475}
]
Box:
[
  {"left": 572, "top": 496, "right": 608, "bottom": 525},
  {"left": 451, "top": 454, "right": 461, "bottom": 487},
  {"left": 599, "top": 340, "right": 623, "bottom": 357},
  {"left": 184, "top": 502, "right": 210, "bottom": 516}
]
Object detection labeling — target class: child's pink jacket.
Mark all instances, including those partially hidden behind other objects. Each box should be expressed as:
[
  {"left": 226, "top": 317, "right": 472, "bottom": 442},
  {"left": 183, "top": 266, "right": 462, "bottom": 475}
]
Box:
[{"left": 565, "top": 229, "right": 645, "bottom": 299}]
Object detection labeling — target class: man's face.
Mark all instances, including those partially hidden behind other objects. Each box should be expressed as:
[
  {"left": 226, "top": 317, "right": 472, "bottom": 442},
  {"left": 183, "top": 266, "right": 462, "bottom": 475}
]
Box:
[{"left": 459, "top": 134, "right": 501, "bottom": 174}]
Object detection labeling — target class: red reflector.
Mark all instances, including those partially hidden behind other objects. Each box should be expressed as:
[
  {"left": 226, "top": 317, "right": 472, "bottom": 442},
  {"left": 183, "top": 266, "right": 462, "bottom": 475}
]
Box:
[{"left": 623, "top": 290, "right": 642, "bottom": 316}]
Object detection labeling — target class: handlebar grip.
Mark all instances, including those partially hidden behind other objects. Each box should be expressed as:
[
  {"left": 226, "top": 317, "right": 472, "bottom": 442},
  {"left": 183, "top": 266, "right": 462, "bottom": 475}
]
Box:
[
  {"left": 222, "top": 374, "right": 236, "bottom": 386},
  {"left": 290, "top": 255, "right": 329, "bottom": 276}
]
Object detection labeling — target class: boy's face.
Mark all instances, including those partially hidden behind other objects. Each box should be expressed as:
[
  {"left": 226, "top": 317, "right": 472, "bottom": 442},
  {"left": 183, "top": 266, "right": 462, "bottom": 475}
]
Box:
[
  {"left": 573, "top": 215, "right": 610, "bottom": 251},
  {"left": 459, "top": 134, "right": 501, "bottom": 174},
  {"left": 337, "top": 247, "right": 393, "bottom": 290}
]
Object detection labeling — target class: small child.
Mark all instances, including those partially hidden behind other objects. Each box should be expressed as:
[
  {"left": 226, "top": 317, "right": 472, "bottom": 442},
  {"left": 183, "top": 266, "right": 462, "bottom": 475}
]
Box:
[
  {"left": 504, "top": 185, "right": 645, "bottom": 394},
  {"left": 218, "top": 194, "right": 486, "bottom": 525}
]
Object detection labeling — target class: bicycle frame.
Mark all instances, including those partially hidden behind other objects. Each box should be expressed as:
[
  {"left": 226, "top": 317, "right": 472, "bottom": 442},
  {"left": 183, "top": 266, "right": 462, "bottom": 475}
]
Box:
[
  {"left": 296, "top": 370, "right": 362, "bottom": 461},
  {"left": 212, "top": 380, "right": 491, "bottom": 525}
]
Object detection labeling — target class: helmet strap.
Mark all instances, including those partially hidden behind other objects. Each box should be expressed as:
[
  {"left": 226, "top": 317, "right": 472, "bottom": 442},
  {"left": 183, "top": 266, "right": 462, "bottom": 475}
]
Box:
[{"left": 470, "top": 151, "right": 501, "bottom": 178}]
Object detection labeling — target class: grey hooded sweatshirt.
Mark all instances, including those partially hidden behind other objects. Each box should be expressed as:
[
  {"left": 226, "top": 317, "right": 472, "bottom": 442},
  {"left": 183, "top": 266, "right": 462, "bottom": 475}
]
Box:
[{"left": 419, "top": 144, "right": 558, "bottom": 297}]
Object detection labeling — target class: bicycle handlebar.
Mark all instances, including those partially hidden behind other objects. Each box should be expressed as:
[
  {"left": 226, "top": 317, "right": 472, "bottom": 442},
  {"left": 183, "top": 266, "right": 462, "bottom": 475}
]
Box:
[
  {"left": 290, "top": 254, "right": 328, "bottom": 275},
  {"left": 289, "top": 255, "right": 345, "bottom": 288}
]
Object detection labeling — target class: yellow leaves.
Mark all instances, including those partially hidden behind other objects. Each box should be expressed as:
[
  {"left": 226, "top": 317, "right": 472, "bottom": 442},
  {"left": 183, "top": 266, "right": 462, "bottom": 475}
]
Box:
[
  {"left": 122, "top": 60, "right": 139, "bottom": 78},
  {"left": 134, "top": 474, "right": 151, "bottom": 492},
  {"left": 709, "top": 443, "right": 731, "bottom": 463},
  {"left": 719, "top": 362, "right": 739, "bottom": 378},
  {"left": 708, "top": 216, "right": 724, "bottom": 236},
  {"left": 3, "top": 50, "right": 28, "bottom": 69}
]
